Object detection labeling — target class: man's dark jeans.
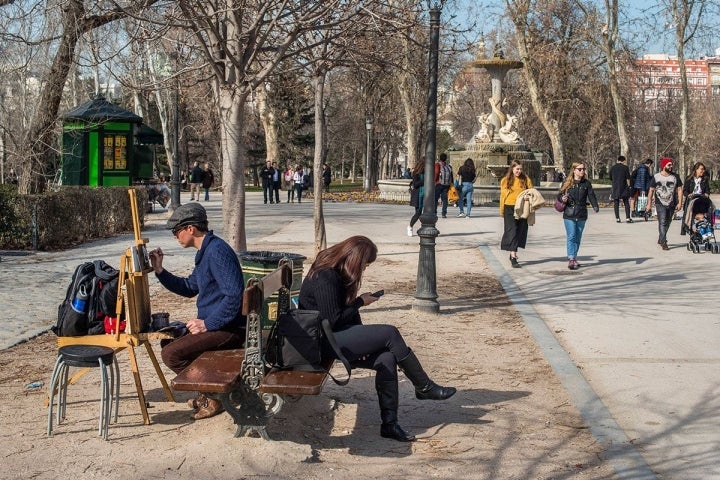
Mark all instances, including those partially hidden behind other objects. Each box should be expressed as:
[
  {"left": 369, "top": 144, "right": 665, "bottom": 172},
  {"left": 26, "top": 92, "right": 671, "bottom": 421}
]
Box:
[
  {"left": 273, "top": 181, "right": 281, "bottom": 203},
  {"left": 435, "top": 184, "right": 449, "bottom": 217},
  {"left": 263, "top": 181, "right": 273, "bottom": 203},
  {"left": 655, "top": 203, "right": 675, "bottom": 244}
]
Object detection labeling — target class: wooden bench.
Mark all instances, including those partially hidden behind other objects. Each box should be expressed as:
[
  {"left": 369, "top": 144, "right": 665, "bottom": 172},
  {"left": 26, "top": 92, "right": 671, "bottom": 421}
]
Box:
[{"left": 171, "top": 260, "right": 334, "bottom": 439}]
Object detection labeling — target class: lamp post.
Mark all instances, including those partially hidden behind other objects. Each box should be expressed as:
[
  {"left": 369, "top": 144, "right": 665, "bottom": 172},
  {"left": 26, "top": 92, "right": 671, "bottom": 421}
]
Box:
[
  {"left": 364, "top": 118, "right": 373, "bottom": 192},
  {"left": 653, "top": 120, "right": 660, "bottom": 173},
  {"left": 413, "top": 3, "right": 441, "bottom": 313}
]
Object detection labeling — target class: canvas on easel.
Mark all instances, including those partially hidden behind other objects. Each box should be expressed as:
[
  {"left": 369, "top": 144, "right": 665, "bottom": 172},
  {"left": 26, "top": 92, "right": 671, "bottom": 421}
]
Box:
[{"left": 116, "top": 188, "right": 153, "bottom": 335}]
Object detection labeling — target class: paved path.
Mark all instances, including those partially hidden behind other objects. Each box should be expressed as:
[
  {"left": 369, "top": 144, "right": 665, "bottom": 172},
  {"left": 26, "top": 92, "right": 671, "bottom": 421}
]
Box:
[{"left": 2, "top": 190, "right": 719, "bottom": 479}]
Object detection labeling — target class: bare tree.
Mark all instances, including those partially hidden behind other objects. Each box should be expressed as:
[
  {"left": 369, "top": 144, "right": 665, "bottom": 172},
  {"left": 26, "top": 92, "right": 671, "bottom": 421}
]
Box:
[
  {"left": 173, "top": 1, "right": 389, "bottom": 252},
  {"left": 0, "top": 0, "right": 159, "bottom": 194}
]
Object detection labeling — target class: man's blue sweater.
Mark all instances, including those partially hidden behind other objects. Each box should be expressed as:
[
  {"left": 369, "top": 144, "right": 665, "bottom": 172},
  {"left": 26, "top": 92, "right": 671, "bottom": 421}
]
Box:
[{"left": 156, "top": 231, "right": 244, "bottom": 331}]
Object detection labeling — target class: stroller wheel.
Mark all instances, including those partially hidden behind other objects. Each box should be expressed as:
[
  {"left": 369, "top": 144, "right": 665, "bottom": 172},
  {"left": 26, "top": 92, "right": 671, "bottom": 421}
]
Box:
[
  {"left": 706, "top": 242, "right": 712, "bottom": 251},
  {"left": 714, "top": 244, "right": 720, "bottom": 254}
]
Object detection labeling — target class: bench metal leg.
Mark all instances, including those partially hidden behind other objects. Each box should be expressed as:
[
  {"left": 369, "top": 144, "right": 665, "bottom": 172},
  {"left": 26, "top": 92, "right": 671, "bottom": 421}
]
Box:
[{"left": 217, "top": 387, "right": 284, "bottom": 440}]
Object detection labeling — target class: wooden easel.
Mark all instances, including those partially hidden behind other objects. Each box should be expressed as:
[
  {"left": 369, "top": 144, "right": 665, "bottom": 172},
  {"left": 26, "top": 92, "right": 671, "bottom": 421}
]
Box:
[{"left": 57, "top": 189, "right": 175, "bottom": 425}]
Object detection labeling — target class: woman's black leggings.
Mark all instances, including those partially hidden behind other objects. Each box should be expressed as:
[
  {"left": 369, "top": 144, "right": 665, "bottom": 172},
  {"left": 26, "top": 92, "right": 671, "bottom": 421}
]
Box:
[
  {"left": 327, "top": 324, "right": 411, "bottom": 383},
  {"left": 410, "top": 207, "right": 422, "bottom": 227}
]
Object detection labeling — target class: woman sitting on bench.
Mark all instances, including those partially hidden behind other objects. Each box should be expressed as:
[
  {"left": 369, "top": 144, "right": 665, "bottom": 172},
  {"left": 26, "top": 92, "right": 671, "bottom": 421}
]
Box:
[{"left": 298, "top": 235, "right": 456, "bottom": 442}]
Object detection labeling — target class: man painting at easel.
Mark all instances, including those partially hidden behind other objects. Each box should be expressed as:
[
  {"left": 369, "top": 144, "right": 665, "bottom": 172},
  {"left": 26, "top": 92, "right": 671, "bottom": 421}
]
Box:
[{"left": 149, "top": 203, "right": 244, "bottom": 420}]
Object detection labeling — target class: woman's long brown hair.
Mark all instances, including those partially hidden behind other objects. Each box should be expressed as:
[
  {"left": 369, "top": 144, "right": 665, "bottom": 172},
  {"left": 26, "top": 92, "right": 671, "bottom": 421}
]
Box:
[
  {"left": 502, "top": 160, "right": 528, "bottom": 190},
  {"left": 307, "top": 236, "right": 378, "bottom": 305}
]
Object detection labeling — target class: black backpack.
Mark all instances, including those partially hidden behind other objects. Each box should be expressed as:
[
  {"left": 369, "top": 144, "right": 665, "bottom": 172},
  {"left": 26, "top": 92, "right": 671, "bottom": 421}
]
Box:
[{"left": 54, "top": 260, "right": 120, "bottom": 336}]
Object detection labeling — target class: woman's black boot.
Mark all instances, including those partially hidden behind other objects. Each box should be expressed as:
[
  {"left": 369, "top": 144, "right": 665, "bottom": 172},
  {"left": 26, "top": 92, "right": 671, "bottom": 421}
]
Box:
[
  {"left": 376, "top": 380, "right": 416, "bottom": 442},
  {"left": 398, "top": 349, "right": 457, "bottom": 401}
]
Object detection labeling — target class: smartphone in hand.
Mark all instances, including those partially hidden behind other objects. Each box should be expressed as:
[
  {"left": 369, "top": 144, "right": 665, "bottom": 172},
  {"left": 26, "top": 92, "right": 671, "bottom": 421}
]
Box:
[{"left": 371, "top": 289, "right": 385, "bottom": 298}]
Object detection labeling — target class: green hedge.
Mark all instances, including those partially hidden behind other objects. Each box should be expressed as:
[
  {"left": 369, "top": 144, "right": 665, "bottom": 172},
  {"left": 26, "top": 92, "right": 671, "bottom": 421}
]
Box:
[{"left": 0, "top": 186, "right": 147, "bottom": 251}]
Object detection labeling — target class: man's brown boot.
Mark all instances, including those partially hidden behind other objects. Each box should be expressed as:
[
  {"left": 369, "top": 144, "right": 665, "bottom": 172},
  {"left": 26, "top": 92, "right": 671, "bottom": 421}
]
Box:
[{"left": 192, "top": 396, "right": 224, "bottom": 420}]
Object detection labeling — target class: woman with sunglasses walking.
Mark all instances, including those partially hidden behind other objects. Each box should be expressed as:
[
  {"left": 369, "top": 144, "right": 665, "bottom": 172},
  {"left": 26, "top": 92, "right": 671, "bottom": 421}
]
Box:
[{"left": 556, "top": 162, "right": 599, "bottom": 270}]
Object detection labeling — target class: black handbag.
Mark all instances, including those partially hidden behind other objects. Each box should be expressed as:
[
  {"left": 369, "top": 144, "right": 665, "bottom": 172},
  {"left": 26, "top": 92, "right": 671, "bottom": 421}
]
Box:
[{"left": 265, "top": 309, "right": 351, "bottom": 386}]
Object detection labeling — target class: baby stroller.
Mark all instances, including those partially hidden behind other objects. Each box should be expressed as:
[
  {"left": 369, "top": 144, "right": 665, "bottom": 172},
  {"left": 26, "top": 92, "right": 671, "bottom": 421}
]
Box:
[{"left": 684, "top": 195, "right": 719, "bottom": 253}]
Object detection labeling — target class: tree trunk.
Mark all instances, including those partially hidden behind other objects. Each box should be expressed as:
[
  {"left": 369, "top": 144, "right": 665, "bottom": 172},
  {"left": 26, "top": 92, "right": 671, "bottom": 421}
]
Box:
[
  {"left": 398, "top": 73, "right": 422, "bottom": 170},
  {"left": 217, "top": 86, "right": 248, "bottom": 252},
  {"left": 603, "top": 0, "right": 630, "bottom": 158},
  {"left": 146, "top": 47, "right": 177, "bottom": 183},
  {"left": 396, "top": 30, "right": 424, "bottom": 171},
  {"left": 255, "top": 84, "right": 280, "bottom": 165},
  {"left": 508, "top": 0, "right": 566, "bottom": 167},
  {"left": 675, "top": 16, "right": 689, "bottom": 177},
  {"left": 312, "top": 72, "right": 327, "bottom": 254},
  {"left": 351, "top": 146, "right": 357, "bottom": 182},
  {"left": 19, "top": 0, "right": 85, "bottom": 194}
]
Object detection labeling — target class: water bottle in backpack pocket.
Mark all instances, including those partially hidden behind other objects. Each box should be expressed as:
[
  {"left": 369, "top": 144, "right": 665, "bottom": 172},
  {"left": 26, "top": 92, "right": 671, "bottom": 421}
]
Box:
[{"left": 71, "top": 284, "right": 89, "bottom": 313}]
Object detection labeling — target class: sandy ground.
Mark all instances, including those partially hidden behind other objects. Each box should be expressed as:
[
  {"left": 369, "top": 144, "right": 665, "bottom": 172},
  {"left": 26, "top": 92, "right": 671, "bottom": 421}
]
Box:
[{"left": 0, "top": 242, "right": 618, "bottom": 480}]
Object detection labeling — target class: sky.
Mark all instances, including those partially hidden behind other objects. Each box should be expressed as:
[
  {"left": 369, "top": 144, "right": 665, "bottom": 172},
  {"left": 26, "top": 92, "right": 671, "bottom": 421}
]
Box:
[{"left": 446, "top": 0, "right": 720, "bottom": 59}]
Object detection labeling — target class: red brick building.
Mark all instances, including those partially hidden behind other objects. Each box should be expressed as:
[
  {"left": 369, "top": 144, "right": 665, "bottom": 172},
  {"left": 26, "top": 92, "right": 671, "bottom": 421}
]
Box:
[{"left": 631, "top": 53, "right": 720, "bottom": 105}]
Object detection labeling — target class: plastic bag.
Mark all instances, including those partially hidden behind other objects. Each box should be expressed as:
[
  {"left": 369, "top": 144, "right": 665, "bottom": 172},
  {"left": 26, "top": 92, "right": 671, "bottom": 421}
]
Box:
[{"left": 448, "top": 185, "right": 459, "bottom": 203}]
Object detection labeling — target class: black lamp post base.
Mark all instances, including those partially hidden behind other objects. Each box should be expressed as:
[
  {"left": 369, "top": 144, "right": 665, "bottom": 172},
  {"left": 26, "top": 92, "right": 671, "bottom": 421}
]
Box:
[
  {"left": 413, "top": 223, "right": 440, "bottom": 313},
  {"left": 412, "top": 297, "right": 439, "bottom": 313}
]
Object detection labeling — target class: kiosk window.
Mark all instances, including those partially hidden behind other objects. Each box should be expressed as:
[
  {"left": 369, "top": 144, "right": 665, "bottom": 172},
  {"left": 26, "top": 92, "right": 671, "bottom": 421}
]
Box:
[{"left": 103, "top": 135, "right": 128, "bottom": 170}]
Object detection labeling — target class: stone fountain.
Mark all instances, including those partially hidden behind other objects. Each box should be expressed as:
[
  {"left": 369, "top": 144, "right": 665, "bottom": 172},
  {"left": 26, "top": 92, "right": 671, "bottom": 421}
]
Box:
[
  {"left": 378, "top": 41, "right": 606, "bottom": 205},
  {"left": 447, "top": 42, "right": 541, "bottom": 195}
]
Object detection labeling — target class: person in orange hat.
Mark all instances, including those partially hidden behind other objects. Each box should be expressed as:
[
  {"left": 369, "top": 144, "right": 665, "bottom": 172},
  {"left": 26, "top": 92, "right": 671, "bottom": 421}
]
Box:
[{"left": 646, "top": 157, "right": 683, "bottom": 250}]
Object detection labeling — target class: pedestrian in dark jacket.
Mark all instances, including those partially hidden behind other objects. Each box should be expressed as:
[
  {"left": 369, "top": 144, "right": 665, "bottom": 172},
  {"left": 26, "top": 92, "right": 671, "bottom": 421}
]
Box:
[
  {"left": 322, "top": 163, "right": 332, "bottom": 191},
  {"left": 609, "top": 155, "right": 632, "bottom": 223},
  {"left": 630, "top": 159, "right": 653, "bottom": 215},
  {"left": 202, "top": 163, "right": 214, "bottom": 201},
  {"left": 189, "top": 162, "right": 205, "bottom": 201},
  {"left": 557, "top": 162, "right": 599, "bottom": 270},
  {"left": 260, "top": 160, "right": 275, "bottom": 204},
  {"left": 407, "top": 161, "right": 425, "bottom": 237}
]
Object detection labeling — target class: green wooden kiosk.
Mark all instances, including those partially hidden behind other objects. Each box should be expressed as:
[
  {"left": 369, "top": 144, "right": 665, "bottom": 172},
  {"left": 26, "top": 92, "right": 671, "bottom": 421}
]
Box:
[{"left": 61, "top": 95, "right": 161, "bottom": 186}]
